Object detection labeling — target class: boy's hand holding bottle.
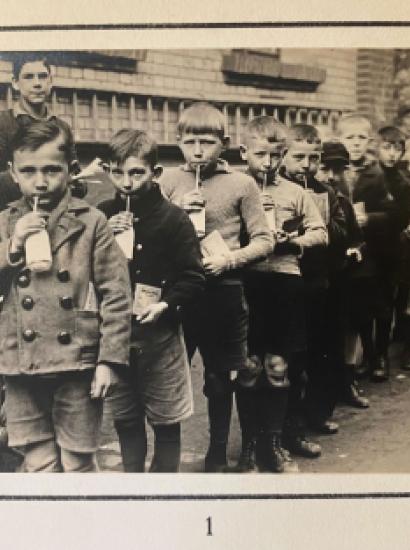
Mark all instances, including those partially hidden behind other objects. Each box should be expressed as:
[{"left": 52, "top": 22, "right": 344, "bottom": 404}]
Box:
[
  {"left": 10, "top": 211, "right": 47, "bottom": 254},
  {"left": 182, "top": 189, "right": 206, "bottom": 212},
  {"left": 183, "top": 165, "right": 206, "bottom": 238},
  {"left": 108, "top": 211, "right": 133, "bottom": 235}
]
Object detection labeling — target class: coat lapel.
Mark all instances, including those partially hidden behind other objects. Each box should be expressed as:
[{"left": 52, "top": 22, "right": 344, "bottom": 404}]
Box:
[{"left": 49, "top": 211, "right": 86, "bottom": 253}]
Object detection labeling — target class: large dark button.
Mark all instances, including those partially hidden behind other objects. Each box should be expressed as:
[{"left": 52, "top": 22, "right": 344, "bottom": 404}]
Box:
[
  {"left": 22, "top": 329, "right": 36, "bottom": 342},
  {"left": 17, "top": 270, "right": 31, "bottom": 288},
  {"left": 57, "top": 269, "right": 70, "bottom": 282},
  {"left": 21, "top": 296, "right": 34, "bottom": 310},
  {"left": 57, "top": 331, "right": 71, "bottom": 345},
  {"left": 60, "top": 296, "right": 73, "bottom": 310}
]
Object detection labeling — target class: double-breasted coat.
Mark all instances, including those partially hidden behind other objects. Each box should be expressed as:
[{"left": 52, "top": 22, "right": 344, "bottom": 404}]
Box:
[{"left": 0, "top": 191, "right": 132, "bottom": 376}]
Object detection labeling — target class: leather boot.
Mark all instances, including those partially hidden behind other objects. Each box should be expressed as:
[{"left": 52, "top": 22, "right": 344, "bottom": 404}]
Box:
[
  {"left": 340, "top": 383, "right": 369, "bottom": 408},
  {"left": 234, "top": 438, "right": 258, "bottom": 473},
  {"left": 257, "top": 433, "right": 285, "bottom": 474}
]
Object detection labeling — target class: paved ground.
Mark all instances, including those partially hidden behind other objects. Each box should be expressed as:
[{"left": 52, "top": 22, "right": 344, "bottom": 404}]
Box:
[
  {"left": 2, "top": 344, "right": 410, "bottom": 474},
  {"left": 95, "top": 342, "right": 410, "bottom": 474}
]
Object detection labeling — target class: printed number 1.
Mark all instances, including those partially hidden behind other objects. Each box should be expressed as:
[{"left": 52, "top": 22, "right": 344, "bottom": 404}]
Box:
[{"left": 206, "top": 516, "right": 213, "bottom": 536}]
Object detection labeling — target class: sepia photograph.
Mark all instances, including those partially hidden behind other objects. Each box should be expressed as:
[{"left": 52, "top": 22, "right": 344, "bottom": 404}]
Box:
[
  {"left": 1, "top": 3, "right": 410, "bottom": 548},
  {"left": 1, "top": 46, "right": 409, "bottom": 476}
]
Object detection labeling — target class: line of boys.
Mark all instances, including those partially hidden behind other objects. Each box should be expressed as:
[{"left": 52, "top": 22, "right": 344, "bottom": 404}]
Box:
[{"left": 1, "top": 53, "right": 409, "bottom": 473}]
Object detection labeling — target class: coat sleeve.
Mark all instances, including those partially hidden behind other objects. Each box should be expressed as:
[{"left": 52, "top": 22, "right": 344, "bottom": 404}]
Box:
[
  {"left": 161, "top": 211, "right": 205, "bottom": 315},
  {"left": 92, "top": 213, "right": 132, "bottom": 367},
  {"left": 0, "top": 211, "right": 24, "bottom": 296},
  {"left": 293, "top": 189, "right": 328, "bottom": 250},
  {"left": 327, "top": 185, "right": 348, "bottom": 248},
  {"left": 229, "top": 179, "right": 274, "bottom": 268}
]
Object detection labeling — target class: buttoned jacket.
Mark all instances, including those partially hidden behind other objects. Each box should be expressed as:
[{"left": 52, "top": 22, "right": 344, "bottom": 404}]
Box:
[
  {"left": 98, "top": 184, "right": 205, "bottom": 340},
  {"left": 0, "top": 192, "right": 132, "bottom": 375}
]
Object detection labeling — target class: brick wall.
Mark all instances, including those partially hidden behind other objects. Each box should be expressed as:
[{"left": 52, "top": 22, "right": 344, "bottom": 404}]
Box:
[{"left": 356, "top": 49, "right": 398, "bottom": 128}]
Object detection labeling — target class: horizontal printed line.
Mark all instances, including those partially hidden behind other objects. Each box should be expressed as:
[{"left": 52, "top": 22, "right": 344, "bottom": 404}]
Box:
[
  {"left": 0, "top": 493, "right": 410, "bottom": 501},
  {"left": 0, "top": 21, "right": 409, "bottom": 32}
]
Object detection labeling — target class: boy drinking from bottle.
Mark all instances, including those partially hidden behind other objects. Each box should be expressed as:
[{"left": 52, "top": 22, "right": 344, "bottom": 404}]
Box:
[
  {"left": 160, "top": 102, "right": 273, "bottom": 472},
  {"left": 98, "top": 129, "right": 204, "bottom": 472},
  {"left": 240, "top": 116, "right": 327, "bottom": 471},
  {"left": 0, "top": 119, "right": 132, "bottom": 472}
]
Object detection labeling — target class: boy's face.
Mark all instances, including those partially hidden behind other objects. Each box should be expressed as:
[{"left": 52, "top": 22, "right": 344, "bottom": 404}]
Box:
[
  {"left": 316, "top": 162, "right": 346, "bottom": 186},
  {"left": 241, "top": 136, "right": 285, "bottom": 184},
  {"left": 11, "top": 137, "right": 69, "bottom": 210},
  {"left": 377, "top": 141, "right": 403, "bottom": 168},
  {"left": 282, "top": 141, "right": 321, "bottom": 184},
  {"left": 339, "top": 122, "right": 370, "bottom": 162},
  {"left": 178, "top": 132, "right": 223, "bottom": 172},
  {"left": 12, "top": 61, "right": 52, "bottom": 107},
  {"left": 108, "top": 156, "right": 155, "bottom": 196}
]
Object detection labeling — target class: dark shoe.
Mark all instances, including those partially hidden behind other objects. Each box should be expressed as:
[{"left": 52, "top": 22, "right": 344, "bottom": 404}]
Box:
[
  {"left": 280, "top": 447, "right": 299, "bottom": 473},
  {"left": 309, "top": 420, "right": 339, "bottom": 435},
  {"left": 371, "top": 357, "right": 390, "bottom": 382},
  {"left": 262, "top": 434, "right": 285, "bottom": 473},
  {"left": 340, "top": 384, "right": 369, "bottom": 409},
  {"left": 204, "top": 445, "right": 228, "bottom": 473},
  {"left": 282, "top": 436, "right": 322, "bottom": 459},
  {"left": 234, "top": 439, "right": 258, "bottom": 473},
  {"left": 204, "top": 456, "right": 228, "bottom": 473}
]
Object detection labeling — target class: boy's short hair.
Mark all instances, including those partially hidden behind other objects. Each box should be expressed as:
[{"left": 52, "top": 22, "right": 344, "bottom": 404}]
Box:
[
  {"left": 377, "top": 125, "right": 405, "bottom": 149},
  {"left": 243, "top": 116, "right": 288, "bottom": 147},
  {"left": 336, "top": 114, "right": 372, "bottom": 135},
  {"left": 177, "top": 102, "right": 226, "bottom": 141},
  {"left": 287, "top": 124, "right": 321, "bottom": 147},
  {"left": 11, "top": 119, "right": 74, "bottom": 164},
  {"left": 12, "top": 52, "right": 51, "bottom": 80},
  {"left": 108, "top": 129, "right": 158, "bottom": 168}
]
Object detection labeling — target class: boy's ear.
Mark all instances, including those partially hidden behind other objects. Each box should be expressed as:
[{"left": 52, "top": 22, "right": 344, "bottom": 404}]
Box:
[
  {"left": 11, "top": 77, "right": 19, "bottom": 94},
  {"left": 222, "top": 135, "right": 230, "bottom": 149},
  {"left": 8, "top": 161, "right": 19, "bottom": 185},
  {"left": 239, "top": 144, "right": 247, "bottom": 161},
  {"left": 153, "top": 164, "right": 163, "bottom": 179}
]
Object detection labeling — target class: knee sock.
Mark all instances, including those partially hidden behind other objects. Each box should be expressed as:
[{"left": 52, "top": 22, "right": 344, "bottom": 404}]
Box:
[
  {"left": 207, "top": 393, "right": 233, "bottom": 458},
  {"left": 376, "top": 318, "right": 392, "bottom": 358},
  {"left": 115, "top": 420, "right": 147, "bottom": 473},
  {"left": 235, "top": 387, "right": 258, "bottom": 444},
  {"left": 358, "top": 321, "right": 376, "bottom": 362},
  {"left": 258, "top": 386, "right": 288, "bottom": 437},
  {"left": 150, "top": 423, "right": 181, "bottom": 473}
]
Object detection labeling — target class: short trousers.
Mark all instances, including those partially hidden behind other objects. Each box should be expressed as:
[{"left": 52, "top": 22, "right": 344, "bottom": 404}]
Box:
[
  {"left": 107, "top": 325, "right": 193, "bottom": 426},
  {"left": 182, "top": 282, "right": 248, "bottom": 372},
  {"left": 244, "top": 271, "right": 306, "bottom": 359},
  {"left": 5, "top": 370, "right": 102, "bottom": 452}
]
